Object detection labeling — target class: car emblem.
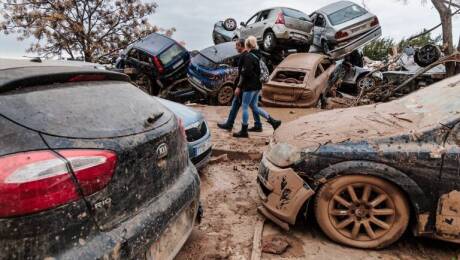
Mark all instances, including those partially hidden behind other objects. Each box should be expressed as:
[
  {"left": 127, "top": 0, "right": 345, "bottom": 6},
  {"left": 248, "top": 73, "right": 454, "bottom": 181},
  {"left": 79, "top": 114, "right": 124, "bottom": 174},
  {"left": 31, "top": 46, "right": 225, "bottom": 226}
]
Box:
[{"left": 157, "top": 143, "right": 168, "bottom": 159}]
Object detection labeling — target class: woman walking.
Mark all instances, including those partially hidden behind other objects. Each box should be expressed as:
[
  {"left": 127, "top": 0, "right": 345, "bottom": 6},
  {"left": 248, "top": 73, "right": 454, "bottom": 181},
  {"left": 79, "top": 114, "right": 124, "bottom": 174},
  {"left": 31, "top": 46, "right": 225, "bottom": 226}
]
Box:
[{"left": 233, "top": 36, "right": 281, "bottom": 138}]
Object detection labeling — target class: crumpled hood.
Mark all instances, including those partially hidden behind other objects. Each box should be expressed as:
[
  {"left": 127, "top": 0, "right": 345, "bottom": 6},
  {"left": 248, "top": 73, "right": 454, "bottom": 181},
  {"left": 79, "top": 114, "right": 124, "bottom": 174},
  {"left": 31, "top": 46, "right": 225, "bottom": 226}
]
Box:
[{"left": 273, "top": 103, "right": 423, "bottom": 150}]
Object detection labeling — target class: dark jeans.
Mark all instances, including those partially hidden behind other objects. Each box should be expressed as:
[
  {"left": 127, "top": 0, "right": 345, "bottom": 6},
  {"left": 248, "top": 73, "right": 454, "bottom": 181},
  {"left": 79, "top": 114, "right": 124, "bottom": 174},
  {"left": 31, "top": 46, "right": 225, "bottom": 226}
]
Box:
[{"left": 224, "top": 93, "right": 262, "bottom": 126}]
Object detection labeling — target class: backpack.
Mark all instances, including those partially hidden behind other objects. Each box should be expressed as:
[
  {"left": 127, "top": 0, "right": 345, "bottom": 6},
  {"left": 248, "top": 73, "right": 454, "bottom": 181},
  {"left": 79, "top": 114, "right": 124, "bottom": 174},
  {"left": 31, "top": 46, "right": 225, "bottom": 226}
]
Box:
[{"left": 250, "top": 53, "right": 270, "bottom": 84}]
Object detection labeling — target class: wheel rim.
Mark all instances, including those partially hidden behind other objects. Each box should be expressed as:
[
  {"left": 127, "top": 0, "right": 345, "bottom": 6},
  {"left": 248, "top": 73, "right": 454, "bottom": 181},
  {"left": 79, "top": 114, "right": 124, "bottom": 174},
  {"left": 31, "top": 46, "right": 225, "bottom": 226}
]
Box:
[
  {"left": 264, "top": 34, "right": 273, "bottom": 50},
  {"left": 328, "top": 183, "right": 396, "bottom": 241},
  {"left": 225, "top": 19, "right": 236, "bottom": 30},
  {"left": 358, "top": 77, "right": 375, "bottom": 91},
  {"left": 419, "top": 46, "right": 436, "bottom": 64},
  {"left": 218, "top": 86, "right": 234, "bottom": 105}
]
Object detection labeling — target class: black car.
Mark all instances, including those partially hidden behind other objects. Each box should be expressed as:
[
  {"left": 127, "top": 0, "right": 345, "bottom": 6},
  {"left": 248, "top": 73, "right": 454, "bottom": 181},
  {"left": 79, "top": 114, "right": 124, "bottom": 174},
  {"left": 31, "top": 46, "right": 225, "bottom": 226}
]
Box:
[
  {"left": 0, "top": 59, "right": 200, "bottom": 259},
  {"left": 257, "top": 74, "right": 460, "bottom": 249},
  {"left": 117, "top": 33, "right": 191, "bottom": 95}
]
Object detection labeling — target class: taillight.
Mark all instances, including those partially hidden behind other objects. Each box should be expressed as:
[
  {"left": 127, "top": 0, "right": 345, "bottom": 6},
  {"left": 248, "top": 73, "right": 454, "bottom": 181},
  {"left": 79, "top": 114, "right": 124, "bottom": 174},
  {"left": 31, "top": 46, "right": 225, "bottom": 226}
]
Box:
[
  {"left": 275, "top": 12, "right": 285, "bottom": 25},
  {"left": 335, "top": 31, "right": 349, "bottom": 40},
  {"left": 0, "top": 150, "right": 117, "bottom": 217},
  {"left": 152, "top": 56, "right": 165, "bottom": 74},
  {"left": 370, "top": 17, "right": 379, "bottom": 27}
]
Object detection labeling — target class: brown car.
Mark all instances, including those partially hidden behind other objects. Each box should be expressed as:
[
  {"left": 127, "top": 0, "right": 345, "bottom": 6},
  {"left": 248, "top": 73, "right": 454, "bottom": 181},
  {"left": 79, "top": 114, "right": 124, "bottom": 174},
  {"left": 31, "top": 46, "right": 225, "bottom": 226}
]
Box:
[{"left": 261, "top": 53, "right": 335, "bottom": 108}]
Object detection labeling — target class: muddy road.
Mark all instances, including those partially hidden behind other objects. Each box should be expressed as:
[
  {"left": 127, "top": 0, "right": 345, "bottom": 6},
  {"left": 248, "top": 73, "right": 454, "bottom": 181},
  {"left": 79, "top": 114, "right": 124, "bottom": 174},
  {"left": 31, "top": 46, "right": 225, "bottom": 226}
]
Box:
[{"left": 176, "top": 106, "right": 459, "bottom": 260}]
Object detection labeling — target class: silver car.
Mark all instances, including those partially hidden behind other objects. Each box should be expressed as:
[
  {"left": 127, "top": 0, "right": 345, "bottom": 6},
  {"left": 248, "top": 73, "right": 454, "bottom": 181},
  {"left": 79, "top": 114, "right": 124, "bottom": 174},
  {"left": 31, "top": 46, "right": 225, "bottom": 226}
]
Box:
[
  {"left": 237, "top": 7, "right": 314, "bottom": 52},
  {"left": 311, "top": 1, "right": 382, "bottom": 59}
]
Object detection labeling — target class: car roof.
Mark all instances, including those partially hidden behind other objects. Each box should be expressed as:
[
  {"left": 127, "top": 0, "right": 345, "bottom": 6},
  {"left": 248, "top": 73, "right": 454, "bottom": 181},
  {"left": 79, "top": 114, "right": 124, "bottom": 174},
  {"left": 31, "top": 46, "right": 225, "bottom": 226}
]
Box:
[
  {"left": 132, "top": 33, "right": 175, "bottom": 55},
  {"left": 317, "top": 1, "right": 355, "bottom": 15},
  {"left": 277, "top": 53, "right": 327, "bottom": 70},
  {"left": 0, "top": 59, "right": 129, "bottom": 93}
]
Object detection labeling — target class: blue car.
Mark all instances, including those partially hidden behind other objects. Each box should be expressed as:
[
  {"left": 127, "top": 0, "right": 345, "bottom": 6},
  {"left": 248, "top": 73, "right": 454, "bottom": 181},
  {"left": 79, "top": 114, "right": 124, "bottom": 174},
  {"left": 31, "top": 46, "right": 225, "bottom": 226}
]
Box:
[
  {"left": 156, "top": 98, "right": 212, "bottom": 168},
  {"left": 188, "top": 42, "right": 240, "bottom": 106}
]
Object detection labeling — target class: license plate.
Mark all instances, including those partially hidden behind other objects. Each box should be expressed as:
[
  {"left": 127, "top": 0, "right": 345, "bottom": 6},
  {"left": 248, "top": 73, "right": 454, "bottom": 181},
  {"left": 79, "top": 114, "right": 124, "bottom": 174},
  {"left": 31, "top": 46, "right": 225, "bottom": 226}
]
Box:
[
  {"left": 351, "top": 24, "right": 367, "bottom": 33},
  {"left": 172, "top": 59, "right": 184, "bottom": 70},
  {"left": 146, "top": 203, "right": 196, "bottom": 260},
  {"left": 194, "top": 139, "right": 211, "bottom": 156}
]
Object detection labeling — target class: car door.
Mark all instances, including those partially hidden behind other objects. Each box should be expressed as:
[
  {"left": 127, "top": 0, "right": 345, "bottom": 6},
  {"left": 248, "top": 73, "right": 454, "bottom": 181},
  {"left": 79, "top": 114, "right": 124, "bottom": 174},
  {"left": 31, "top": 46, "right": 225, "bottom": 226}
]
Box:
[
  {"left": 252, "top": 9, "right": 273, "bottom": 41},
  {"left": 240, "top": 12, "right": 260, "bottom": 39},
  {"left": 436, "top": 122, "right": 460, "bottom": 238},
  {"left": 312, "top": 13, "right": 327, "bottom": 47}
]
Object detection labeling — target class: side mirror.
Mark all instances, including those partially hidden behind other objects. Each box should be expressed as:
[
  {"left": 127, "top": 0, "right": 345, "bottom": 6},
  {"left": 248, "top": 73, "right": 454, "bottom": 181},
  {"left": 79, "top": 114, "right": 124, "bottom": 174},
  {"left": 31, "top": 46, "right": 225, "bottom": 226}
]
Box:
[{"left": 240, "top": 22, "right": 246, "bottom": 27}]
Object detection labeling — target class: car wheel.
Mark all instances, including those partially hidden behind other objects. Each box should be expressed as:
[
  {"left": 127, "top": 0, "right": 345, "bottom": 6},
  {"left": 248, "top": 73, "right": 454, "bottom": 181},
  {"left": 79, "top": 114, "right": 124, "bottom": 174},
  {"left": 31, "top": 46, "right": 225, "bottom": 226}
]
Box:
[
  {"left": 263, "top": 31, "right": 277, "bottom": 52},
  {"left": 357, "top": 76, "right": 376, "bottom": 92},
  {"left": 223, "top": 18, "right": 237, "bottom": 31},
  {"left": 216, "top": 85, "right": 234, "bottom": 106},
  {"left": 314, "top": 175, "right": 410, "bottom": 249},
  {"left": 414, "top": 44, "right": 441, "bottom": 67}
]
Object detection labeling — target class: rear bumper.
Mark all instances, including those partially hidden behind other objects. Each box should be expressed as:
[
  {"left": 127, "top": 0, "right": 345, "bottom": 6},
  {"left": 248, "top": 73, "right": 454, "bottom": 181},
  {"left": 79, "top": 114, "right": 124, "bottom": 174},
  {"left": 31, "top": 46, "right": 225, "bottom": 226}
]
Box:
[
  {"left": 188, "top": 126, "right": 213, "bottom": 169},
  {"left": 3, "top": 163, "right": 201, "bottom": 260},
  {"left": 272, "top": 25, "right": 313, "bottom": 45},
  {"left": 257, "top": 156, "right": 314, "bottom": 226},
  {"left": 328, "top": 26, "right": 382, "bottom": 59},
  {"left": 261, "top": 85, "right": 317, "bottom": 108}
]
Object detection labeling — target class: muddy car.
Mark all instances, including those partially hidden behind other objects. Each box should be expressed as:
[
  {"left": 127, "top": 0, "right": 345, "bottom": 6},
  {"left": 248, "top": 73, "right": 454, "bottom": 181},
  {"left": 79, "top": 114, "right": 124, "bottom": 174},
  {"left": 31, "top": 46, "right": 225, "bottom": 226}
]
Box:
[
  {"left": 117, "top": 32, "right": 191, "bottom": 95},
  {"left": 188, "top": 42, "right": 240, "bottom": 105},
  {"left": 0, "top": 59, "right": 200, "bottom": 259},
  {"left": 261, "top": 53, "right": 335, "bottom": 108},
  {"left": 311, "top": 1, "right": 382, "bottom": 59},
  {"left": 257, "top": 74, "right": 460, "bottom": 248}
]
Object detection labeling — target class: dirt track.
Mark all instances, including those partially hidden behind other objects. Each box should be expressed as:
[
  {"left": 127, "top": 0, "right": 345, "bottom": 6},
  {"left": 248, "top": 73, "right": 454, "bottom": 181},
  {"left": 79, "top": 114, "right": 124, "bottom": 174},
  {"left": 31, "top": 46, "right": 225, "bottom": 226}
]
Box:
[{"left": 176, "top": 106, "right": 460, "bottom": 260}]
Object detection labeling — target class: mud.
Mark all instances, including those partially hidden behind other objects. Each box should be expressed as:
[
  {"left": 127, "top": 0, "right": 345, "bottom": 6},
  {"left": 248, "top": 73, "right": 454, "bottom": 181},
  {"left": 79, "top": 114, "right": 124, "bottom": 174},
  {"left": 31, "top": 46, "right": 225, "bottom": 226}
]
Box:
[{"left": 437, "top": 191, "right": 460, "bottom": 238}]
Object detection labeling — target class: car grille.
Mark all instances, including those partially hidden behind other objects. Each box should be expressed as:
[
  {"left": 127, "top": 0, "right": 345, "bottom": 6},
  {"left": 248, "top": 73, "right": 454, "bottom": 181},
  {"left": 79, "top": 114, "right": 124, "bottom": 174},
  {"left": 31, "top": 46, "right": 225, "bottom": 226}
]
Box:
[{"left": 186, "top": 121, "right": 207, "bottom": 142}]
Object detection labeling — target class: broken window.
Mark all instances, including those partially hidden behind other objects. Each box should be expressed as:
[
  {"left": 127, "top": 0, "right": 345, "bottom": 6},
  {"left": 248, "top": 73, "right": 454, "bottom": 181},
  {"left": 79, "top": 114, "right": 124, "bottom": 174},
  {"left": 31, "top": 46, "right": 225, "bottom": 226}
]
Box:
[
  {"left": 257, "top": 10, "right": 272, "bottom": 22},
  {"left": 272, "top": 71, "right": 306, "bottom": 84},
  {"left": 314, "top": 14, "right": 326, "bottom": 27},
  {"left": 246, "top": 13, "right": 258, "bottom": 25}
]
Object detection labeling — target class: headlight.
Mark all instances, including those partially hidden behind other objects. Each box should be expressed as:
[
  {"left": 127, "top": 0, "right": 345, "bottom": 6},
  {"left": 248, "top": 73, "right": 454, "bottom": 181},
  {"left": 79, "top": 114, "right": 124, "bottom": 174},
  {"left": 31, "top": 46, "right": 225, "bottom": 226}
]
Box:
[{"left": 266, "top": 143, "right": 301, "bottom": 168}]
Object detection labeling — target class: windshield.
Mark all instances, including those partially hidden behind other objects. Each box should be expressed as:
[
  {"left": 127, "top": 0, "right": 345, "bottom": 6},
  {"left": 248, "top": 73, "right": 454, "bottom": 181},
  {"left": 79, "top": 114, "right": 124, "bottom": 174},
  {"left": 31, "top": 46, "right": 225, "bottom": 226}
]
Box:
[
  {"left": 328, "top": 5, "right": 367, "bottom": 26},
  {"left": 159, "top": 44, "right": 184, "bottom": 65},
  {"left": 192, "top": 53, "right": 218, "bottom": 69}
]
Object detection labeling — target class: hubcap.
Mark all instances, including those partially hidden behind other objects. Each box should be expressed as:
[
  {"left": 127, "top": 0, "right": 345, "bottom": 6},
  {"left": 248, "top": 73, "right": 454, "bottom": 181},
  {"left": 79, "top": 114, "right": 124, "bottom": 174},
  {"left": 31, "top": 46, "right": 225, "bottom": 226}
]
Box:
[
  {"left": 358, "top": 77, "right": 375, "bottom": 91},
  {"left": 264, "top": 35, "right": 272, "bottom": 49},
  {"left": 328, "top": 183, "right": 396, "bottom": 241},
  {"left": 225, "top": 20, "right": 235, "bottom": 30},
  {"left": 218, "top": 86, "right": 234, "bottom": 105}
]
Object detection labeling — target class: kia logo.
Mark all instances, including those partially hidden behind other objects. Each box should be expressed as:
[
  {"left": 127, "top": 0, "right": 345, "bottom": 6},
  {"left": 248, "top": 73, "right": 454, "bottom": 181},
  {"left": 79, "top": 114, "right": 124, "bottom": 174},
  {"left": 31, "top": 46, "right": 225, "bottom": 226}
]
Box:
[{"left": 156, "top": 143, "right": 168, "bottom": 159}]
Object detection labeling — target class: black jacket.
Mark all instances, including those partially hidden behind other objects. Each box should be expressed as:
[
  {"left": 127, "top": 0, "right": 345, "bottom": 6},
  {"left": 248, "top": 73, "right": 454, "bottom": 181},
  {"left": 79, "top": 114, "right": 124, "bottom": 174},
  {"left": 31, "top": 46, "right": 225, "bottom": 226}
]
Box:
[{"left": 237, "top": 50, "right": 262, "bottom": 91}]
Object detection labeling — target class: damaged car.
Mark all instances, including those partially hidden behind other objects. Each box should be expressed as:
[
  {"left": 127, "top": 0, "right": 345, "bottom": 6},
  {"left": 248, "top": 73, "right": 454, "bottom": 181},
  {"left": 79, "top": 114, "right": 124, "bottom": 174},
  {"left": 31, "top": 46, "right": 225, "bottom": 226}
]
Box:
[
  {"left": 258, "top": 74, "right": 460, "bottom": 248},
  {"left": 117, "top": 32, "right": 191, "bottom": 95},
  {"left": 311, "top": 1, "right": 382, "bottom": 59},
  {"left": 213, "top": 18, "right": 238, "bottom": 44},
  {"left": 0, "top": 59, "right": 200, "bottom": 259},
  {"left": 261, "top": 53, "right": 335, "bottom": 108},
  {"left": 188, "top": 42, "right": 240, "bottom": 105}
]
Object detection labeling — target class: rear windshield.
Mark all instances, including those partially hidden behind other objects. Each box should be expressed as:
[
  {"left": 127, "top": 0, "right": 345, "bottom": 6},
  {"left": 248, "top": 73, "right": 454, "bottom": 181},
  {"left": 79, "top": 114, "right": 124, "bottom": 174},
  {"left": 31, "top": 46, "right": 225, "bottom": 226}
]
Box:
[
  {"left": 328, "top": 4, "right": 367, "bottom": 26},
  {"left": 159, "top": 44, "right": 184, "bottom": 65},
  {"left": 192, "top": 54, "right": 218, "bottom": 69},
  {"left": 272, "top": 71, "right": 306, "bottom": 84},
  {"left": 200, "top": 42, "right": 239, "bottom": 64},
  {"left": 283, "top": 8, "right": 309, "bottom": 20}
]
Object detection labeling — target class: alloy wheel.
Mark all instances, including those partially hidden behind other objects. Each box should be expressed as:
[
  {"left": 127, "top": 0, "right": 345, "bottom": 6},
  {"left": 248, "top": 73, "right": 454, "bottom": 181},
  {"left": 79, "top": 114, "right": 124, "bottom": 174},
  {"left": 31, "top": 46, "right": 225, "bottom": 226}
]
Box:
[{"left": 217, "top": 86, "right": 234, "bottom": 105}]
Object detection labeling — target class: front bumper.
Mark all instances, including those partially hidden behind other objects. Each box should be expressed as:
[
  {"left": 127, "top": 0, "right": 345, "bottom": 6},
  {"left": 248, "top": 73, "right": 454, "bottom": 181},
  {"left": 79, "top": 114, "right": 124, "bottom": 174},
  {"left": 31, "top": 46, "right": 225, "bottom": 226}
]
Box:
[
  {"left": 57, "top": 164, "right": 200, "bottom": 259},
  {"left": 257, "top": 156, "right": 314, "bottom": 226}
]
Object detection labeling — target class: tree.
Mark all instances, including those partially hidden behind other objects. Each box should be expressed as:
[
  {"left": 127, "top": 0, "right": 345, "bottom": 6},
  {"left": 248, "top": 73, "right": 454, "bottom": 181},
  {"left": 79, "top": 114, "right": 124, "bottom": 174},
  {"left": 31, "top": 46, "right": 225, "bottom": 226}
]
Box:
[
  {"left": 363, "top": 37, "right": 395, "bottom": 61},
  {"left": 0, "top": 0, "right": 170, "bottom": 62}
]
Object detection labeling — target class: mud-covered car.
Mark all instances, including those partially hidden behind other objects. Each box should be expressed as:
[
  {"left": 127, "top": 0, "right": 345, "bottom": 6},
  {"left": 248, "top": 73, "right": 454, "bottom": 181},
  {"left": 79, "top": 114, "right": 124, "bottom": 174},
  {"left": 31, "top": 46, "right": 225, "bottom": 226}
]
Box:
[
  {"left": 156, "top": 98, "right": 212, "bottom": 169},
  {"left": 257, "top": 74, "right": 460, "bottom": 249},
  {"left": 0, "top": 59, "right": 200, "bottom": 259},
  {"left": 188, "top": 42, "right": 240, "bottom": 105},
  {"left": 261, "top": 53, "right": 335, "bottom": 108},
  {"left": 117, "top": 32, "right": 191, "bottom": 95},
  {"left": 311, "top": 1, "right": 382, "bottom": 59}
]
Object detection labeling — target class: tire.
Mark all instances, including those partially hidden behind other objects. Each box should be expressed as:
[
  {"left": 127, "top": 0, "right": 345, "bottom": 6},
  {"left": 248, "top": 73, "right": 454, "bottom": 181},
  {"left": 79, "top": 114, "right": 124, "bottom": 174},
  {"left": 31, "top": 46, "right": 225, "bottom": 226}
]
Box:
[
  {"left": 356, "top": 76, "right": 376, "bottom": 93},
  {"left": 263, "top": 31, "right": 277, "bottom": 52},
  {"left": 215, "top": 85, "right": 234, "bottom": 106},
  {"left": 314, "top": 175, "right": 410, "bottom": 249},
  {"left": 223, "top": 18, "right": 237, "bottom": 31},
  {"left": 414, "top": 44, "right": 441, "bottom": 67}
]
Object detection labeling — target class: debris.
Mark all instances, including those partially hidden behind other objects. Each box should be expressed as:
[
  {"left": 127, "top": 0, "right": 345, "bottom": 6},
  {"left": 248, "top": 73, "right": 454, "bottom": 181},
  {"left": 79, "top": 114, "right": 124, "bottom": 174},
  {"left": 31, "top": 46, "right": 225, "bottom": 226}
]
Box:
[
  {"left": 261, "top": 235, "right": 291, "bottom": 255},
  {"left": 250, "top": 218, "right": 265, "bottom": 260},
  {"left": 209, "top": 154, "right": 229, "bottom": 165}
]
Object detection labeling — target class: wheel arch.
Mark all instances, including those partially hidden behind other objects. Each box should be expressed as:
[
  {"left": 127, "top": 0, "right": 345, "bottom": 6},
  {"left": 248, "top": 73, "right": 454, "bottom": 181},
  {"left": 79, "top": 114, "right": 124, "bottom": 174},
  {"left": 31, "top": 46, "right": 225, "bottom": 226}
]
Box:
[{"left": 312, "top": 160, "right": 430, "bottom": 217}]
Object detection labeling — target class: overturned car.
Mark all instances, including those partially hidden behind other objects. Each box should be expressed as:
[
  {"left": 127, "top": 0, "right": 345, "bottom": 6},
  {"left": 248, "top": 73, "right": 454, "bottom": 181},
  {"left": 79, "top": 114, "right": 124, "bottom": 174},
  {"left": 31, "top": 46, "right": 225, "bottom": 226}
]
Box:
[{"left": 258, "top": 74, "right": 460, "bottom": 248}]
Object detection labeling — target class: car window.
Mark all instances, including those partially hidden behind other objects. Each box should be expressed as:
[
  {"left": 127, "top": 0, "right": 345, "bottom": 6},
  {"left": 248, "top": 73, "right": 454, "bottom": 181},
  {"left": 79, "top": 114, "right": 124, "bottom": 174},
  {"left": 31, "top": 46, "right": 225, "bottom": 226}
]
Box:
[
  {"left": 328, "top": 4, "right": 367, "bottom": 26},
  {"left": 159, "top": 44, "right": 183, "bottom": 65},
  {"left": 246, "top": 13, "right": 259, "bottom": 25},
  {"left": 138, "top": 51, "right": 151, "bottom": 63},
  {"left": 257, "top": 10, "right": 271, "bottom": 22},
  {"left": 283, "top": 8, "right": 309, "bottom": 20},
  {"left": 200, "top": 42, "right": 239, "bottom": 64},
  {"left": 314, "top": 14, "right": 326, "bottom": 27}
]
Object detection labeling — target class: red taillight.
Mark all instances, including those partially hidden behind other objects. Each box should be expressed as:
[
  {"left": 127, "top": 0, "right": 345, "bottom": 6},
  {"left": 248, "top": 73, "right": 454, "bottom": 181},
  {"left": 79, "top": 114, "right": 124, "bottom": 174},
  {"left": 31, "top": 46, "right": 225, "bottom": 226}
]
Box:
[
  {"left": 152, "top": 56, "right": 165, "bottom": 74},
  {"left": 0, "top": 150, "right": 116, "bottom": 217},
  {"left": 370, "top": 17, "right": 379, "bottom": 27},
  {"left": 275, "top": 12, "right": 285, "bottom": 25},
  {"left": 335, "top": 31, "right": 349, "bottom": 40}
]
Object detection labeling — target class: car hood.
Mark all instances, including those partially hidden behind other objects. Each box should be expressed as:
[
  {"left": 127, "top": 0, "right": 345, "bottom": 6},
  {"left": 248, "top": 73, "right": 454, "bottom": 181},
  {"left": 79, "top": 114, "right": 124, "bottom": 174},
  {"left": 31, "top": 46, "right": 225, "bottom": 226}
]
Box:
[{"left": 155, "top": 97, "right": 203, "bottom": 127}]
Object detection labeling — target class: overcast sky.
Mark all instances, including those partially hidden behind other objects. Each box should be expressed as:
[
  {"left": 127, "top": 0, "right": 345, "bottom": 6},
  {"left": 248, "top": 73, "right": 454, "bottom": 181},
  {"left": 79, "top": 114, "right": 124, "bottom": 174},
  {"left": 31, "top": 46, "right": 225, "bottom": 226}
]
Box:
[{"left": 0, "top": 0, "right": 459, "bottom": 58}]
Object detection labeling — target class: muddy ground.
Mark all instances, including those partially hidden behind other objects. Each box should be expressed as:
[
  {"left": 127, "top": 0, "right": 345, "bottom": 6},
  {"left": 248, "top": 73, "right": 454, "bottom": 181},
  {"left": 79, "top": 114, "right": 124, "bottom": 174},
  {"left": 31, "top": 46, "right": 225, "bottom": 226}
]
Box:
[{"left": 176, "top": 106, "right": 460, "bottom": 260}]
